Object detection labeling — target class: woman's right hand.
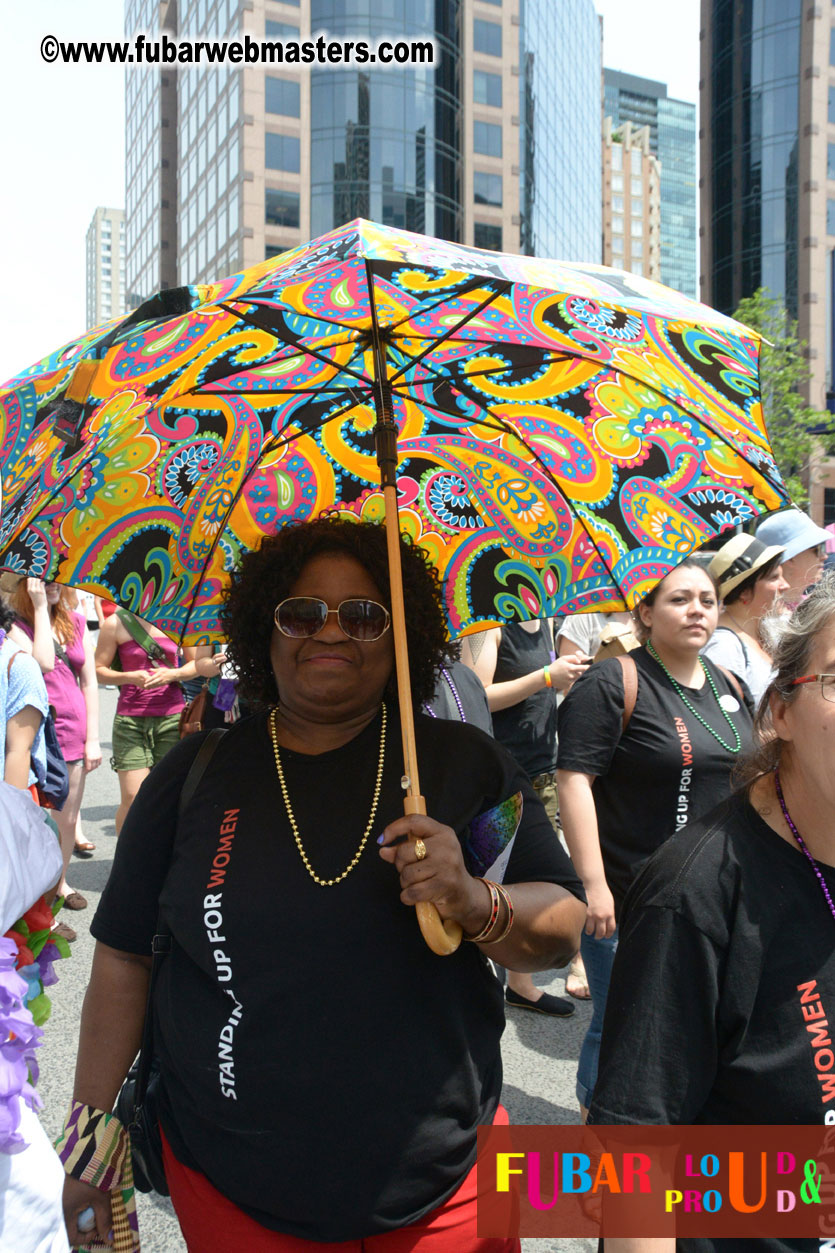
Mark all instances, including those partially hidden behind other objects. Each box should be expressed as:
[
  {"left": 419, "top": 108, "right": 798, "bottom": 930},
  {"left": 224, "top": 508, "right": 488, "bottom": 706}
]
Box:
[
  {"left": 548, "top": 653, "right": 591, "bottom": 692},
  {"left": 584, "top": 881, "right": 616, "bottom": 938},
  {"left": 63, "top": 1175, "right": 114, "bottom": 1248},
  {"left": 26, "top": 577, "right": 48, "bottom": 611}
]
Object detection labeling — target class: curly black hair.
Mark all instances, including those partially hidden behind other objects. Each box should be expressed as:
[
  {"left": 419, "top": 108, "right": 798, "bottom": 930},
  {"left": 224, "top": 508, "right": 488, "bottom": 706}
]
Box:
[{"left": 221, "top": 517, "right": 452, "bottom": 709}]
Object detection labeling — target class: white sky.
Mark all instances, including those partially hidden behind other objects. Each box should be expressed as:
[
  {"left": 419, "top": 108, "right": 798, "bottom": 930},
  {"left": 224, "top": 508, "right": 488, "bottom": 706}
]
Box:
[{"left": 0, "top": 0, "right": 699, "bottom": 383}]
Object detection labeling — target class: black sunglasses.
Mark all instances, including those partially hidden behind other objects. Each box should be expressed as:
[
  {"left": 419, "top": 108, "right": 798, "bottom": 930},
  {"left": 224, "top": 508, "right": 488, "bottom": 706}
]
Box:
[{"left": 274, "top": 597, "right": 391, "bottom": 642}]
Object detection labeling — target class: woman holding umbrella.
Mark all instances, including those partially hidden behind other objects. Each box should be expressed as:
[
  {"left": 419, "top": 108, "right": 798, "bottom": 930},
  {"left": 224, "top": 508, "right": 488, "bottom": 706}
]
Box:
[{"left": 59, "top": 517, "right": 585, "bottom": 1252}]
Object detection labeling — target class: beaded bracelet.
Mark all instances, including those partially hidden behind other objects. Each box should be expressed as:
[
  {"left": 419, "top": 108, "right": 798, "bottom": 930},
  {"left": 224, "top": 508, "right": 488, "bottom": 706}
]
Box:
[
  {"left": 542, "top": 665, "right": 552, "bottom": 688},
  {"left": 465, "top": 878, "right": 501, "bottom": 943},
  {"left": 482, "top": 882, "right": 515, "bottom": 945}
]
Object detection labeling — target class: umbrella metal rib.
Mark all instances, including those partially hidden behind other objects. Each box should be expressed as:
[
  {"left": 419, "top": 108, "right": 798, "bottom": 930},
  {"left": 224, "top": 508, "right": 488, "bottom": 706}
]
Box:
[
  {"left": 371, "top": 273, "right": 511, "bottom": 349},
  {"left": 218, "top": 302, "right": 373, "bottom": 391},
  {"left": 223, "top": 295, "right": 372, "bottom": 340},
  {"left": 174, "top": 384, "right": 374, "bottom": 642},
  {"left": 386, "top": 282, "right": 513, "bottom": 387},
  {"left": 385, "top": 386, "right": 628, "bottom": 608}
]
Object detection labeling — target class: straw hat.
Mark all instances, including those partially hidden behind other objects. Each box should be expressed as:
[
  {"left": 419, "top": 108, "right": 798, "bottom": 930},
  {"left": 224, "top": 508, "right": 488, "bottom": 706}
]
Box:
[{"left": 708, "top": 534, "right": 784, "bottom": 600}]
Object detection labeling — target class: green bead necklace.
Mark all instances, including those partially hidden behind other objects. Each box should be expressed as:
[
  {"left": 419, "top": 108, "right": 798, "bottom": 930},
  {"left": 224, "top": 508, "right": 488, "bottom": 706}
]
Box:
[{"left": 646, "top": 641, "right": 741, "bottom": 755}]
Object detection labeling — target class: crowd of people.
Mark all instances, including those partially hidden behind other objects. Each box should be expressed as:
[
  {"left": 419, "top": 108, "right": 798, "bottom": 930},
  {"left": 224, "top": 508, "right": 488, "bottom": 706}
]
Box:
[{"left": 0, "top": 504, "right": 832, "bottom": 1253}]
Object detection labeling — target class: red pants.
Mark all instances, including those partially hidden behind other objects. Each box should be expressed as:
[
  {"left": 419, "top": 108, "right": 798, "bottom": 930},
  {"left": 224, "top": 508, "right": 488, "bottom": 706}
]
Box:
[{"left": 160, "top": 1108, "right": 518, "bottom": 1253}]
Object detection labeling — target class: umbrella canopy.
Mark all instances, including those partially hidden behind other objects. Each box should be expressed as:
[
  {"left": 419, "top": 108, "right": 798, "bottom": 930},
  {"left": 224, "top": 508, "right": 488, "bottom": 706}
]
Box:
[{"left": 0, "top": 218, "right": 787, "bottom": 643}]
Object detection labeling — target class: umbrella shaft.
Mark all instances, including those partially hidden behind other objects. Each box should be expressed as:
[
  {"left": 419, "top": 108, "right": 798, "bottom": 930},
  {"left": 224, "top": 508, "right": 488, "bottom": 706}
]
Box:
[{"left": 382, "top": 484, "right": 425, "bottom": 814}]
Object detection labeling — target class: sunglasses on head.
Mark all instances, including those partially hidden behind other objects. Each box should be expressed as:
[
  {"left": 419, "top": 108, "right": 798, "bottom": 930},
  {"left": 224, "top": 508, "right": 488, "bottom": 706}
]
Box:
[{"left": 274, "top": 596, "right": 391, "bottom": 642}]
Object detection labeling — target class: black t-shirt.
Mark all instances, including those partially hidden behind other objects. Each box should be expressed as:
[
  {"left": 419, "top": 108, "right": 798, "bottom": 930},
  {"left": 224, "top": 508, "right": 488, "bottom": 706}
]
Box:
[
  {"left": 588, "top": 791, "right": 835, "bottom": 1253},
  {"left": 425, "top": 661, "right": 493, "bottom": 734},
  {"left": 92, "top": 709, "right": 583, "bottom": 1241},
  {"left": 556, "top": 646, "right": 753, "bottom": 913},
  {"left": 492, "top": 621, "right": 557, "bottom": 777}
]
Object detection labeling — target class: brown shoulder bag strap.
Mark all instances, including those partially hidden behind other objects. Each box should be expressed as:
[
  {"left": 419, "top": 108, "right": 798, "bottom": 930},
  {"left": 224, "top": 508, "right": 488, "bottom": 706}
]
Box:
[{"left": 616, "top": 653, "right": 638, "bottom": 732}]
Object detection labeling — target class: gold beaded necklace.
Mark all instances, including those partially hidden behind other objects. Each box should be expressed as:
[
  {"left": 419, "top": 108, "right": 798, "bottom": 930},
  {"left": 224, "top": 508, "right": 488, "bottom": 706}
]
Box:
[{"left": 268, "top": 703, "right": 387, "bottom": 886}]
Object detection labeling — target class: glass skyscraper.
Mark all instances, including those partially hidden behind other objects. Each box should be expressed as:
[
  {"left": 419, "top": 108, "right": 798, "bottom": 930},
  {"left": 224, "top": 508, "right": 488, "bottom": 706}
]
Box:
[
  {"left": 124, "top": 0, "right": 603, "bottom": 306},
  {"left": 604, "top": 69, "right": 697, "bottom": 298},
  {"left": 700, "top": 0, "right": 835, "bottom": 524},
  {"left": 310, "top": 0, "right": 459, "bottom": 241},
  {"left": 519, "top": 0, "right": 602, "bottom": 262},
  {"left": 124, "top": 0, "right": 179, "bottom": 304},
  {"left": 703, "top": 0, "right": 801, "bottom": 318}
]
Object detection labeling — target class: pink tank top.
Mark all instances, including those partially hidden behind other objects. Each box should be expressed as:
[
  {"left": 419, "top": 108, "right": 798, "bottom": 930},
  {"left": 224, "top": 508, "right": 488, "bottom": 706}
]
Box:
[
  {"left": 16, "top": 612, "right": 87, "bottom": 761},
  {"left": 116, "top": 634, "right": 184, "bottom": 717}
]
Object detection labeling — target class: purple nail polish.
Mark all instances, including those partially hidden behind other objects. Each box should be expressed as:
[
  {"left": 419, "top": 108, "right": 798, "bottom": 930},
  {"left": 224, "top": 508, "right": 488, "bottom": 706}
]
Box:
[{"left": 376, "top": 833, "right": 386, "bottom": 844}]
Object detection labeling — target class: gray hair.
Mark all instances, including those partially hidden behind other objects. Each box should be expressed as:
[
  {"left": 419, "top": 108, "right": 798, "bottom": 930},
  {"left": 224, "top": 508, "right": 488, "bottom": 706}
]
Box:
[{"left": 736, "top": 570, "right": 835, "bottom": 788}]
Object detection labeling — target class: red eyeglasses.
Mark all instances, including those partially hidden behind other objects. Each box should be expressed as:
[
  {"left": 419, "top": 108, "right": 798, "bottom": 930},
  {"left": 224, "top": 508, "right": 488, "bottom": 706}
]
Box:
[{"left": 790, "top": 674, "right": 835, "bottom": 703}]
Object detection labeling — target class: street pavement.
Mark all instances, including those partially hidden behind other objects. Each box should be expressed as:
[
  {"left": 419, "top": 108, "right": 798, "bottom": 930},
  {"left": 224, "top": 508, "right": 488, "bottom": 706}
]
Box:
[{"left": 37, "top": 685, "right": 594, "bottom": 1253}]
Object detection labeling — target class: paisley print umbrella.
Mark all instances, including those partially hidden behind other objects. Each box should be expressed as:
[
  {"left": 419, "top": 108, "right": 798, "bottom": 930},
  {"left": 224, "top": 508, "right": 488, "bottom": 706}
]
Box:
[
  {"left": 0, "top": 218, "right": 786, "bottom": 643},
  {"left": 0, "top": 218, "right": 789, "bottom": 953}
]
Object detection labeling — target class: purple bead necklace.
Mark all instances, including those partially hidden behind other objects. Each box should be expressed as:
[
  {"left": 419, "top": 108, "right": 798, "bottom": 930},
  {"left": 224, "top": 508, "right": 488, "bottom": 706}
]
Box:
[
  {"left": 423, "top": 667, "right": 467, "bottom": 722},
  {"left": 774, "top": 767, "right": 835, "bottom": 922}
]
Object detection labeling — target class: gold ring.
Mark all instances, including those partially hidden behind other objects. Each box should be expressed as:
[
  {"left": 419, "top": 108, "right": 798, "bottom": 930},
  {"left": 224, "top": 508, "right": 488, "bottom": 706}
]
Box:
[{"left": 414, "top": 838, "right": 427, "bottom": 861}]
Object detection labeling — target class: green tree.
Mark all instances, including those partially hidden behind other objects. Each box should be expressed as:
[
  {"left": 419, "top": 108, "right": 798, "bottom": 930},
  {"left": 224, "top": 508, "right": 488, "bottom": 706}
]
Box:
[{"left": 732, "top": 288, "right": 823, "bottom": 508}]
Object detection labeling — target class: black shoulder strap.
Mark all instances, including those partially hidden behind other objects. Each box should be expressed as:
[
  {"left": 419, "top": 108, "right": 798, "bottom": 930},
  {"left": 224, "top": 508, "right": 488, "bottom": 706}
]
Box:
[
  {"left": 178, "top": 727, "right": 226, "bottom": 819},
  {"left": 132, "top": 728, "right": 227, "bottom": 1109},
  {"left": 51, "top": 636, "right": 71, "bottom": 668},
  {"left": 714, "top": 623, "right": 750, "bottom": 665}
]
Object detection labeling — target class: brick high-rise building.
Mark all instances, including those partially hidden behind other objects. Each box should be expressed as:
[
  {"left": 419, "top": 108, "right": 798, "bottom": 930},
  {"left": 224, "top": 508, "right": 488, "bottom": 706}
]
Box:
[
  {"left": 604, "top": 69, "right": 697, "bottom": 299},
  {"left": 602, "top": 117, "right": 661, "bottom": 281}
]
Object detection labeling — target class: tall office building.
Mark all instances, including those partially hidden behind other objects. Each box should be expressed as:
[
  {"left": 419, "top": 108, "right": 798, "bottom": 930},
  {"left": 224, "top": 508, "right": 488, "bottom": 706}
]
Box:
[
  {"left": 699, "top": 0, "right": 835, "bottom": 522},
  {"left": 85, "top": 208, "right": 126, "bottom": 326},
  {"left": 124, "top": 0, "right": 179, "bottom": 305},
  {"left": 603, "top": 69, "right": 697, "bottom": 299},
  {"left": 602, "top": 118, "right": 661, "bottom": 280},
  {"left": 124, "top": 0, "right": 602, "bottom": 307}
]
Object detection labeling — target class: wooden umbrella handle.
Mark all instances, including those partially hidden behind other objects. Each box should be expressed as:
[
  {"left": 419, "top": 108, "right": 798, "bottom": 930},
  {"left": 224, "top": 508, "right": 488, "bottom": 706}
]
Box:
[
  {"left": 383, "top": 485, "right": 463, "bottom": 955},
  {"left": 403, "top": 794, "right": 464, "bottom": 956},
  {"left": 416, "top": 902, "right": 464, "bottom": 955}
]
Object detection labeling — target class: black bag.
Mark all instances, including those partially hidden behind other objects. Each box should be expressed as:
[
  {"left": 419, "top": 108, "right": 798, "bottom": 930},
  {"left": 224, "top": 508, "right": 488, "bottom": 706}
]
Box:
[
  {"left": 115, "top": 728, "right": 226, "bottom": 1194},
  {"left": 40, "top": 706, "right": 70, "bottom": 809},
  {"left": 115, "top": 988, "right": 169, "bottom": 1194}
]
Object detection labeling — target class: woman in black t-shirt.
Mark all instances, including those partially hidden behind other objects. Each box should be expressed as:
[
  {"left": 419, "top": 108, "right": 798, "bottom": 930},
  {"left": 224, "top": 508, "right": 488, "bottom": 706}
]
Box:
[
  {"left": 556, "top": 559, "right": 753, "bottom": 1116},
  {"left": 589, "top": 574, "right": 835, "bottom": 1253},
  {"left": 463, "top": 621, "right": 590, "bottom": 1014},
  {"left": 58, "top": 518, "right": 585, "bottom": 1253}
]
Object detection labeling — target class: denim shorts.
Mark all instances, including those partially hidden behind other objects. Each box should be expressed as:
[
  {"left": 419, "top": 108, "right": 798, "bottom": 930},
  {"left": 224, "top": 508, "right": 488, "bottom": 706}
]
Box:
[{"left": 110, "top": 713, "right": 181, "bottom": 771}]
